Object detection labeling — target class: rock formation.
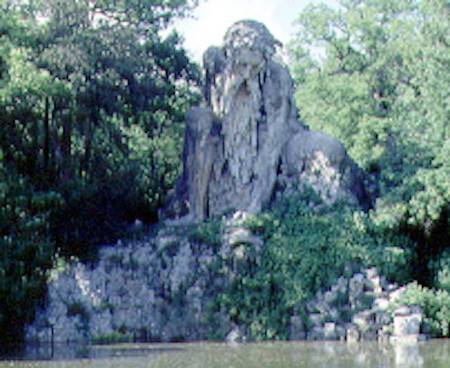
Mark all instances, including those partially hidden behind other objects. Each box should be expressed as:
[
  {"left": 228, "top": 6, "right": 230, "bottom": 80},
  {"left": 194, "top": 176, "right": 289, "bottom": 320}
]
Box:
[
  {"left": 298, "top": 267, "right": 425, "bottom": 343},
  {"left": 25, "top": 215, "right": 266, "bottom": 343},
  {"left": 26, "top": 229, "right": 230, "bottom": 343},
  {"left": 173, "top": 20, "right": 368, "bottom": 221}
]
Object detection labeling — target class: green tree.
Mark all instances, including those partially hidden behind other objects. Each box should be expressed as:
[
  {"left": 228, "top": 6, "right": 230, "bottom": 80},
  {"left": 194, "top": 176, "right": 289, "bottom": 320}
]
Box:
[
  {"left": 1, "top": 0, "right": 200, "bottom": 256},
  {"left": 0, "top": 0, "right": 200, "bottom": 345},
  {"left": 289, "top": 0, "right": 449, "bottom": 284},
  {"left": 0, "top": 149, "right": 57, "bottom": 346}
]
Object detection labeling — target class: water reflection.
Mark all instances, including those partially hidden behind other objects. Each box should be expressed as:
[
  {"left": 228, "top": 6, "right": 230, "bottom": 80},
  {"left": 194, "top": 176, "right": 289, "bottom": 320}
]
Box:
[
  {"left": 1, "top": 340, "right": 449, "bottom": 368},
  {"left": 393, "top": 342, "right": 423, "bottom": 368},
  {"left": 2, "top": 343, "right": 186, "bottom": 363}
]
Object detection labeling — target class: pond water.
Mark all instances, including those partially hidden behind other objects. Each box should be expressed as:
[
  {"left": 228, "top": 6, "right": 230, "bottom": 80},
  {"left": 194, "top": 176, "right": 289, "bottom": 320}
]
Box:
[{"left": 1, "top": 340, "right": 449, "bottom": 368}]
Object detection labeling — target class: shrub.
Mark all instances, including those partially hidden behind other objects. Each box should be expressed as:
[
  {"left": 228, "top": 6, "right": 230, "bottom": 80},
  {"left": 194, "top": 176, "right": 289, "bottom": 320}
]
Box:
[
  {"left": 215, "top": 194, "right": 414, "bottom": 340},
  {"left": 188, "top": 219, "right": 223, "bottom": 247},
  {"left": 396, "top": 282, "right": 450, "bottom": 337},
  {"left": 91, "top": 332, "right": 133, "bottom": 345}
]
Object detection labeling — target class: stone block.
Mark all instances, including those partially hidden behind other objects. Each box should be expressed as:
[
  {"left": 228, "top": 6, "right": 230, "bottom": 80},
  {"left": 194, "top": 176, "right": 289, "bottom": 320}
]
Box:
[
  {"left": 349, "top": 273, "right": 365, "bottom": 307},
  {"left": 315, "top": 300, "right": 330, "bottom": 315},
  {"left": 225, "top": 326, "right": 245, "bottom": 345},
  {"left": 394, "top": 305, "right": 412, "bottom": 316},
  {"left": 375, "top": 311, "right": 391, "bottom": 325},
  {"left": 365, "top": 275, "right": 383, "bottom": 295},
  {"left": 393, "top": 313, "right": 422, "bottom": 336},
  {"left": 378, "top": 325, "right": 392, "bottom": 344},
  {"left": 226, "top": 227, "right": 254, "bottom": 246},
  {"left": 327, "top": 307, "right": 340, "bottom": 322},
  {"left": 365, "top": 268, "right": 378, "bottom": 280}
]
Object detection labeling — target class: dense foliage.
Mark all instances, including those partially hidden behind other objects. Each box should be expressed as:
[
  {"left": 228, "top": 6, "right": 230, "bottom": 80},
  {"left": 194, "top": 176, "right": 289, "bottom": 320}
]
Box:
[
  {"left": 289, "top": 0, "right": 449, "bottom": 285},
  {"left": 0, "top": 151, "right": 56, "bottom": 344},
  {"left": 215, "top": 193, "right": 414, "bottom": 340},
  {"left": 394, "top": 282, "right": 450, "bottom": 337},
  {"left": 0, "top": 0, "right": 199, "bottom": 345}
]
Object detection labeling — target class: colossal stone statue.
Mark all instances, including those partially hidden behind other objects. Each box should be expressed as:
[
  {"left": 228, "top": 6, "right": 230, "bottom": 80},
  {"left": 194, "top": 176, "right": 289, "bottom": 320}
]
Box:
[{"left": 172, "top": 20, "right": 368, "bottom": 221}]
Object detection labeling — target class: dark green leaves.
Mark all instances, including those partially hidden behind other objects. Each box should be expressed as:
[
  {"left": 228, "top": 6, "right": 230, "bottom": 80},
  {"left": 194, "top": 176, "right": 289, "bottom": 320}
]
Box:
[
  {"left": 0, "top": 0, "right": 199, "bottom": 345},
  {"left": 289, "top": 0, "right": 449, "bottom": 284}
]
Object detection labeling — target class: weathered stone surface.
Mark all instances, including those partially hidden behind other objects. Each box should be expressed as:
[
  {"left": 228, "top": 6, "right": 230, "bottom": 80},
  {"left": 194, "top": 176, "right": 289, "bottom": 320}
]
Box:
[
  {"left": 26, "top": 227, "right": 233, "bottom": 343},
  {"left": 324, "top": 290, "right": 338, "bottom": 304},
  {"left": 279, "top": 130, "right": 366, "bottom": 206},
  {"left": 332, "top": 276, "right": 348, "bottom": 295},
  {"left": 302, "top": 267, "right": 429, "bottom": 343},
  {"left": 172, "top": 107, "right": 220, "bottom": 220},
  {"left": 393, "top": 308, "right": 422, "bottom": 336},
  {"left": 172, "top": 20, "right": 368, "bottom": 221},
  {"left": 336, "top": 325, "right": 346, "bottom": 340},
  {"left": 349, "top": 273, "right": 365, "bottom": 310},
  {"left": 389, "top": 286, "right": 406, "bottom": 302},
  {"left": 365, "top": 268, "right": 384, "bottom": 295},
  {"left": 289, "top": 316, "right": 306, "bottom": 340},
  {"left": 346, "top": 324, "right": 360, "bottom": 343},
  {"left": 225, "top": 325, "right": 246, "bottom": 345},
  {"left": 394, "top": 305, "right": 414, "bottom": 316},
  {"left": 324, "top": 322, "right": 337, "bottom": 340},
  {"left": 374, "top": 298, "right": 390, "bottom": 311},
  {"left": 26, "top": 234, "right": 426, "bottom": 344},
  {"left": 352, "top": 311, "right": 373, "bottom": 332}
]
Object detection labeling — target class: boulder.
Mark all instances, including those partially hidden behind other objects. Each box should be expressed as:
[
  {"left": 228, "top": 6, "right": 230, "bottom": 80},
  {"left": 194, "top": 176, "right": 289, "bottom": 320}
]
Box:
[
  {"left": 393, "top": 307, "right": 422, "bottom": 336},
  {"left": 349, "top": 273, "right": 365, "bottom": 309}
]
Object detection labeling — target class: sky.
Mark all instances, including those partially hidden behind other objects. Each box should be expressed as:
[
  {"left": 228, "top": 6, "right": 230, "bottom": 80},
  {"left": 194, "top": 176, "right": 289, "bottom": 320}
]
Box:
[{"left": 173, "top": 0, "right": 337, "bottom": 62}]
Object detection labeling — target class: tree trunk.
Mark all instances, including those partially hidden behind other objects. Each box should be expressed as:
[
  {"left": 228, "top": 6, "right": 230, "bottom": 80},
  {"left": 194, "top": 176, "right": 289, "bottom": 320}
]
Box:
[
  {"left": 61, "top": 108, "right": 73, "bottom": 182},
  {"left": 43, "top": 96, "right": 50, "bottom": 173}
]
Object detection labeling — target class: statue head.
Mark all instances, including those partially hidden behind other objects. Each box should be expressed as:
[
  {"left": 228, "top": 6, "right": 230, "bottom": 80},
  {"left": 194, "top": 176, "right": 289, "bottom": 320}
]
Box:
[{"left": 223, "top": 20, "right": 282, "bottom": 61}]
